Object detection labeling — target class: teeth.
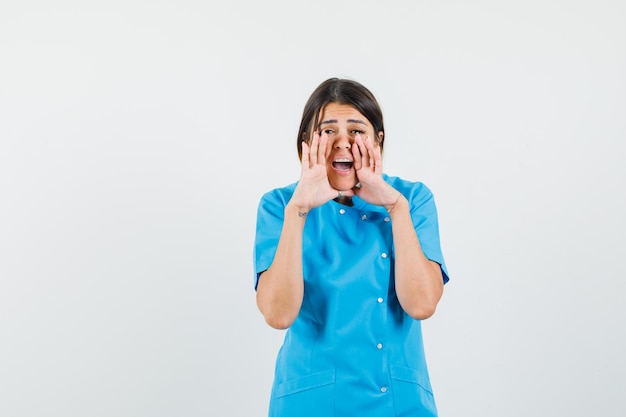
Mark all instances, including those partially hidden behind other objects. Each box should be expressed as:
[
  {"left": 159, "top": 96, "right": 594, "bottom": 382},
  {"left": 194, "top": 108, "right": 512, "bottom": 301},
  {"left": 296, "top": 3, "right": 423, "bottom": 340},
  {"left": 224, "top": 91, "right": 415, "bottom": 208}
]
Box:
[{"left": 334, "top": 158, "right": 352, "bottom": 163}]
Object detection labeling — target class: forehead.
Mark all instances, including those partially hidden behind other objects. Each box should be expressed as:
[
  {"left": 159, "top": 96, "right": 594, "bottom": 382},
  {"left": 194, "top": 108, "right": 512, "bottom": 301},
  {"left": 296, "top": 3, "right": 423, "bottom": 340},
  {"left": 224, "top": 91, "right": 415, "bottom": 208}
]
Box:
[{"left": 319, "top": 103, "right": 369, "bottom": 124}]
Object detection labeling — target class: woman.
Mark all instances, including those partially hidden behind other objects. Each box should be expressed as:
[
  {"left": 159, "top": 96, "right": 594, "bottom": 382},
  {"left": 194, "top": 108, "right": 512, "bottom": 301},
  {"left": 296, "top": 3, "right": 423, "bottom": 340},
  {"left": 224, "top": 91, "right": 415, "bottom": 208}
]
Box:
[{"left": 253, "top": 78, "right": 450, "bottom": 417}]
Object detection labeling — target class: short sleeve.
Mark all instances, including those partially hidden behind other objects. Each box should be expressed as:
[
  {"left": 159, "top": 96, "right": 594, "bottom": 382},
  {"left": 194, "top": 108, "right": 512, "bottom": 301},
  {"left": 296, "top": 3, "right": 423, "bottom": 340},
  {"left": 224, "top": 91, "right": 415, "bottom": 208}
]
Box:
[
  {"left": 252, "top": 186, "right": 292, "bottom": 290},
  {"left": 407, "top": 184, "right": 450, "bottom": 284}
]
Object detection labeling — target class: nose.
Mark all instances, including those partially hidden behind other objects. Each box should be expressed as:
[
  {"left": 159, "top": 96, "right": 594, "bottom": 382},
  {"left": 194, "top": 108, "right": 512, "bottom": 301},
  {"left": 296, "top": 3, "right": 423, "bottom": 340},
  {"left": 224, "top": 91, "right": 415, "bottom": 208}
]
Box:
[{"left": 333, "top": 131, "right": 353, "bottom": 149}]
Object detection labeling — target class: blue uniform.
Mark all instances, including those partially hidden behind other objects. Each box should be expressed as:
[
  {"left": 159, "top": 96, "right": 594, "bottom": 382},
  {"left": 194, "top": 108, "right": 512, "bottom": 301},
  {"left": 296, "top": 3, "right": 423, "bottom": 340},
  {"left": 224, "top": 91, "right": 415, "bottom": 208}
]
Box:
[{"left": 254, "top": 174, "right": 449, "bottom": 417}]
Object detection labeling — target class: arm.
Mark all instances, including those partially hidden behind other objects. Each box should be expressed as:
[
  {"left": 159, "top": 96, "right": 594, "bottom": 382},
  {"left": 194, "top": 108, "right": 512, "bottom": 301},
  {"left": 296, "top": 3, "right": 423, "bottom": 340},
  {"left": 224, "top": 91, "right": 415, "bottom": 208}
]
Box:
[
  {"left": 387, "top": 196, "right": 444, "bottom": 320},
  {"left": 256, "top": 204, "right": 306, "bottom": 329},
  {"left": 256, "top": 131, "right": 338, "bottom": 329},
  {"left": 352, "top": 134, "right": 444, "bottom": 320}
]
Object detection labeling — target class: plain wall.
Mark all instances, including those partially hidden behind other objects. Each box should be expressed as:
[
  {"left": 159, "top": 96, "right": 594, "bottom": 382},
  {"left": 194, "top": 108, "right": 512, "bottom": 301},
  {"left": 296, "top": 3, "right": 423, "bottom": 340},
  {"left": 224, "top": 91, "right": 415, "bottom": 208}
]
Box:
[{"left": 1, "top": 1, "right": 624, "bottom": 416}]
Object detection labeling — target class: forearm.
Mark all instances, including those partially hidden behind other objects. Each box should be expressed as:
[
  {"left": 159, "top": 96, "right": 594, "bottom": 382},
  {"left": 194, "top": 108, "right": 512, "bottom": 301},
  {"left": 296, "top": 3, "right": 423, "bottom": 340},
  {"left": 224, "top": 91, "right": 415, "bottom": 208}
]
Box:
[
  {"left": 256, "top": 203, "right": 307, "bottom": 329},
  {"left": 388, "top": 196, "right": 444, "bottom": 320}
]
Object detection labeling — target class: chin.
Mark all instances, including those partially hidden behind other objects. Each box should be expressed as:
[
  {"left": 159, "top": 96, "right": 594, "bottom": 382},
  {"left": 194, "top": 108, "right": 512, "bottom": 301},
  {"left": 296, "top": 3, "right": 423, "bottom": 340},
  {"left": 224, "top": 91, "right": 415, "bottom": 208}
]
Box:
[{"left": 330, "top": 176, "right": 357, "bottom": 191}]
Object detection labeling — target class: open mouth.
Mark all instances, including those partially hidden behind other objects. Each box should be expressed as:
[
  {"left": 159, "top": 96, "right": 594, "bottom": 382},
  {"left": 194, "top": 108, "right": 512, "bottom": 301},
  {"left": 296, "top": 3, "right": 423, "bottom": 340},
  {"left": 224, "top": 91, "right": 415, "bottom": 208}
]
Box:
[{"left": 332, "top": 158, "right": 353, "bottom": 171}]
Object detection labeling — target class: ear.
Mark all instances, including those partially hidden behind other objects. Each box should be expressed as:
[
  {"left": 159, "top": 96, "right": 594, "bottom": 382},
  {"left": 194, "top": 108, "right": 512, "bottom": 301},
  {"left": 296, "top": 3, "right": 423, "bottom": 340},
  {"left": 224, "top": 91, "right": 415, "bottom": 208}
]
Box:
[{"left": 377, "top": 131, "right": 384, "bottom": 146}]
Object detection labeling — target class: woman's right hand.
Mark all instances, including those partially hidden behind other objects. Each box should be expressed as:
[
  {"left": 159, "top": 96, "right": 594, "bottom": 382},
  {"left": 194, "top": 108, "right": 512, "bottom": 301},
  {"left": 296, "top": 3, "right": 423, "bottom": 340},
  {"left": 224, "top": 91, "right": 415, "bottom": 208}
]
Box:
[{"left": 289, "top": 131, "right": 339, "bottom": 212}]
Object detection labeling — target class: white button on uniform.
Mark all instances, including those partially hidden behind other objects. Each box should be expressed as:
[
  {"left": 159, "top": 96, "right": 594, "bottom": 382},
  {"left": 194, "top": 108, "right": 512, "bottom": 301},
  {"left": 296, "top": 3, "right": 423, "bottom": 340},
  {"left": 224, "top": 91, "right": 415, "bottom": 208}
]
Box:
[
  {"left": 377, "top": 297, "right": 384, "bottom": 303},
  {"left": 361, "top": 214, "right": 367, "bottom": 220},
  {"left": 380, "top": 386, "right": 388, "bottom": 393},
  {"left": 339, "top": 209, "right": 346, "bottom": 215},
  {"left": 384, "top": 217, "right": 390, "bottom": 222},
  {"left": 376, "top": 343, "right": 383, "bottom": 350},
  {"left": 381, "top": 253, "right": 388, "bottom": 259}
]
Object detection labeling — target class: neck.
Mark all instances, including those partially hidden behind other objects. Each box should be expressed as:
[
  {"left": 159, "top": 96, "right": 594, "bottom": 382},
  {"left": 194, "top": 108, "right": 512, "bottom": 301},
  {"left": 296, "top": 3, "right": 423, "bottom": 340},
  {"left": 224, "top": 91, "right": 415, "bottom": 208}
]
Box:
[{"left": 334, "top": 196, "right": 354, "bottom": 206}]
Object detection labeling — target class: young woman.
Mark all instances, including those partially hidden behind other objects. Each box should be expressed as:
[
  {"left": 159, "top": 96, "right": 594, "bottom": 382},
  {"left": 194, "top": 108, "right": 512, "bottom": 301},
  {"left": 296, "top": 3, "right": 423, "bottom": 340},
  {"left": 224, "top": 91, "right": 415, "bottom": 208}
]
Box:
[{"left": 253, "top": 77, "right": 450, "bottom": 416}]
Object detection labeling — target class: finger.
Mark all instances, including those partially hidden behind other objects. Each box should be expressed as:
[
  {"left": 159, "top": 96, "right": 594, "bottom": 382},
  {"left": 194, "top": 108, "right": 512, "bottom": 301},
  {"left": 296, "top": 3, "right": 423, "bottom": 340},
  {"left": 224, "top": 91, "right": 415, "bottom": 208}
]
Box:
[
  {"left": 318, "top": 131, "right": 328, "bottom": 165},
  {"left": 351, "top": 142, "right": 362, "bottom": 170},
  {"left": 352, "top": 133, "right": 363, "bottom": 170},
  {"left": 301, "top": 140, "right": 310, "bottom": 168},
  {"left": 370, "top": 140, "right": 383, "bottom": 174},
  {"left": 364, "top": 136, "right": 375, "bottom": 168},
  {"left": 355, "top": 133, "right": 369, "bottom": 167},
  {"left": 309, "top": 131, "right": 319, "bottom": 166}
]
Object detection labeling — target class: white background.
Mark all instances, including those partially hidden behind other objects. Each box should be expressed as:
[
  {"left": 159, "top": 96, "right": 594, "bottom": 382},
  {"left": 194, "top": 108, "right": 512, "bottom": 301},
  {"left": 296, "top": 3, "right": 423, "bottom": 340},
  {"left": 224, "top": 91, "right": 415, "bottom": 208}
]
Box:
[{"left": 1, "top": 1, "right": 624, "bottom": 416}]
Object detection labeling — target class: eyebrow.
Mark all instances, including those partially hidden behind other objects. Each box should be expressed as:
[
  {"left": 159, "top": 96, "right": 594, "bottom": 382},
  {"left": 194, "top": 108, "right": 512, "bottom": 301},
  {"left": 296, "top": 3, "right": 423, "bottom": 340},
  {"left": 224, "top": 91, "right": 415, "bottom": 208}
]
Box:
[{"left": 319, "top": 118, "right": 368, "bottom": 126}]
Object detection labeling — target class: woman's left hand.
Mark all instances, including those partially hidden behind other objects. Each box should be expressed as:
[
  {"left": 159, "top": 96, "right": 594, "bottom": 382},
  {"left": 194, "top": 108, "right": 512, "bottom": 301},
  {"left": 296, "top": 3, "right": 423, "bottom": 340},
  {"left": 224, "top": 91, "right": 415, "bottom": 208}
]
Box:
[{"left": 351, "top": 134, "right": 402, "bottom": 212}]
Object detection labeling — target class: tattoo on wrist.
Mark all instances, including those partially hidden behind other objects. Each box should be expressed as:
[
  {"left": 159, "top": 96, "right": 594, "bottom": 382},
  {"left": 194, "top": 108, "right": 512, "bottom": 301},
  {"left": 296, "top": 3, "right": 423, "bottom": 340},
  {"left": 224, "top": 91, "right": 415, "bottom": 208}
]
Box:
[{"left": 297, "top": 210, "right": 308, "bottom": 218}]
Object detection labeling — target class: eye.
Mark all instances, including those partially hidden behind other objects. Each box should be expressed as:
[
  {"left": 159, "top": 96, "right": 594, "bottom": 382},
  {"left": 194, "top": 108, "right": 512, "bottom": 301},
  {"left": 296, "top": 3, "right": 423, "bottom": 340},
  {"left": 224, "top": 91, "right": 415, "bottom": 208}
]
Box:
[
  {"left": 351, "top": 129, "right": 365, "bottom": 135},
  {"left": 323, "top": 129, "right": 335, "bottom": 135}
]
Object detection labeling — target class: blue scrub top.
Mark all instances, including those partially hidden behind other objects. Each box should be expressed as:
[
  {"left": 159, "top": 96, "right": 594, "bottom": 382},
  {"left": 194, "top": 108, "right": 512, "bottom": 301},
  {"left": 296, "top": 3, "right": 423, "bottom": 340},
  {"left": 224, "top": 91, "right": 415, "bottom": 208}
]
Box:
[{"left": 254, "top": 174, "right": 449, "bottom": 417}]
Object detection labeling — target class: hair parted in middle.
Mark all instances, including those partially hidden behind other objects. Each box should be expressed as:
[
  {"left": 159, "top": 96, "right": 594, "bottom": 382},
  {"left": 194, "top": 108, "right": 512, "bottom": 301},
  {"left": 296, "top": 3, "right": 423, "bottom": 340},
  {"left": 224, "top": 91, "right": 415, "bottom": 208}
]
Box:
[{"left": 296, "top": 78, "right": 385, "bottom": 160}]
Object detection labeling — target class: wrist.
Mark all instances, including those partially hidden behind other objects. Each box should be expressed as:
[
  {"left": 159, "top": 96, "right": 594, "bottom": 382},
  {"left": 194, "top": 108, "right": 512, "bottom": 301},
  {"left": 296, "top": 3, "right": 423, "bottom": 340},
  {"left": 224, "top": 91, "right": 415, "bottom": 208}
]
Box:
[
  {"left": 385, "top": 193, "right": 407, "bottom": 215},
  {"left": 285, "top": 202, "right": 310, "bottom": 220}
]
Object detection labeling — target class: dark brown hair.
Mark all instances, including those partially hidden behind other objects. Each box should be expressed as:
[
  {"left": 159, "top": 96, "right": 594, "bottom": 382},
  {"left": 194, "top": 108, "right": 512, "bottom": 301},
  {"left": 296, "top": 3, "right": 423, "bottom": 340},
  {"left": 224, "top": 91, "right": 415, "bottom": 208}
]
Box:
[{"left": 297, "top": 78, "right": 385, "bottom": 160}]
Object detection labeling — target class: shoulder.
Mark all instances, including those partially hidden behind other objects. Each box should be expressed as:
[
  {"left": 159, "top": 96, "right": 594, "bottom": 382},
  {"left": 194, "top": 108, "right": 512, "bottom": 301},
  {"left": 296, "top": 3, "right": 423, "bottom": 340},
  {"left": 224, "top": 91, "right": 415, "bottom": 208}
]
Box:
[
  {"left": 383, "top": 174, "right": 434, "bottom": 201},
  {"left": 259, "top": 182, "right": 297, "bottom": 203},
  {"left": 256, "top": 181, "right": 297, "bottom": 214}
]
